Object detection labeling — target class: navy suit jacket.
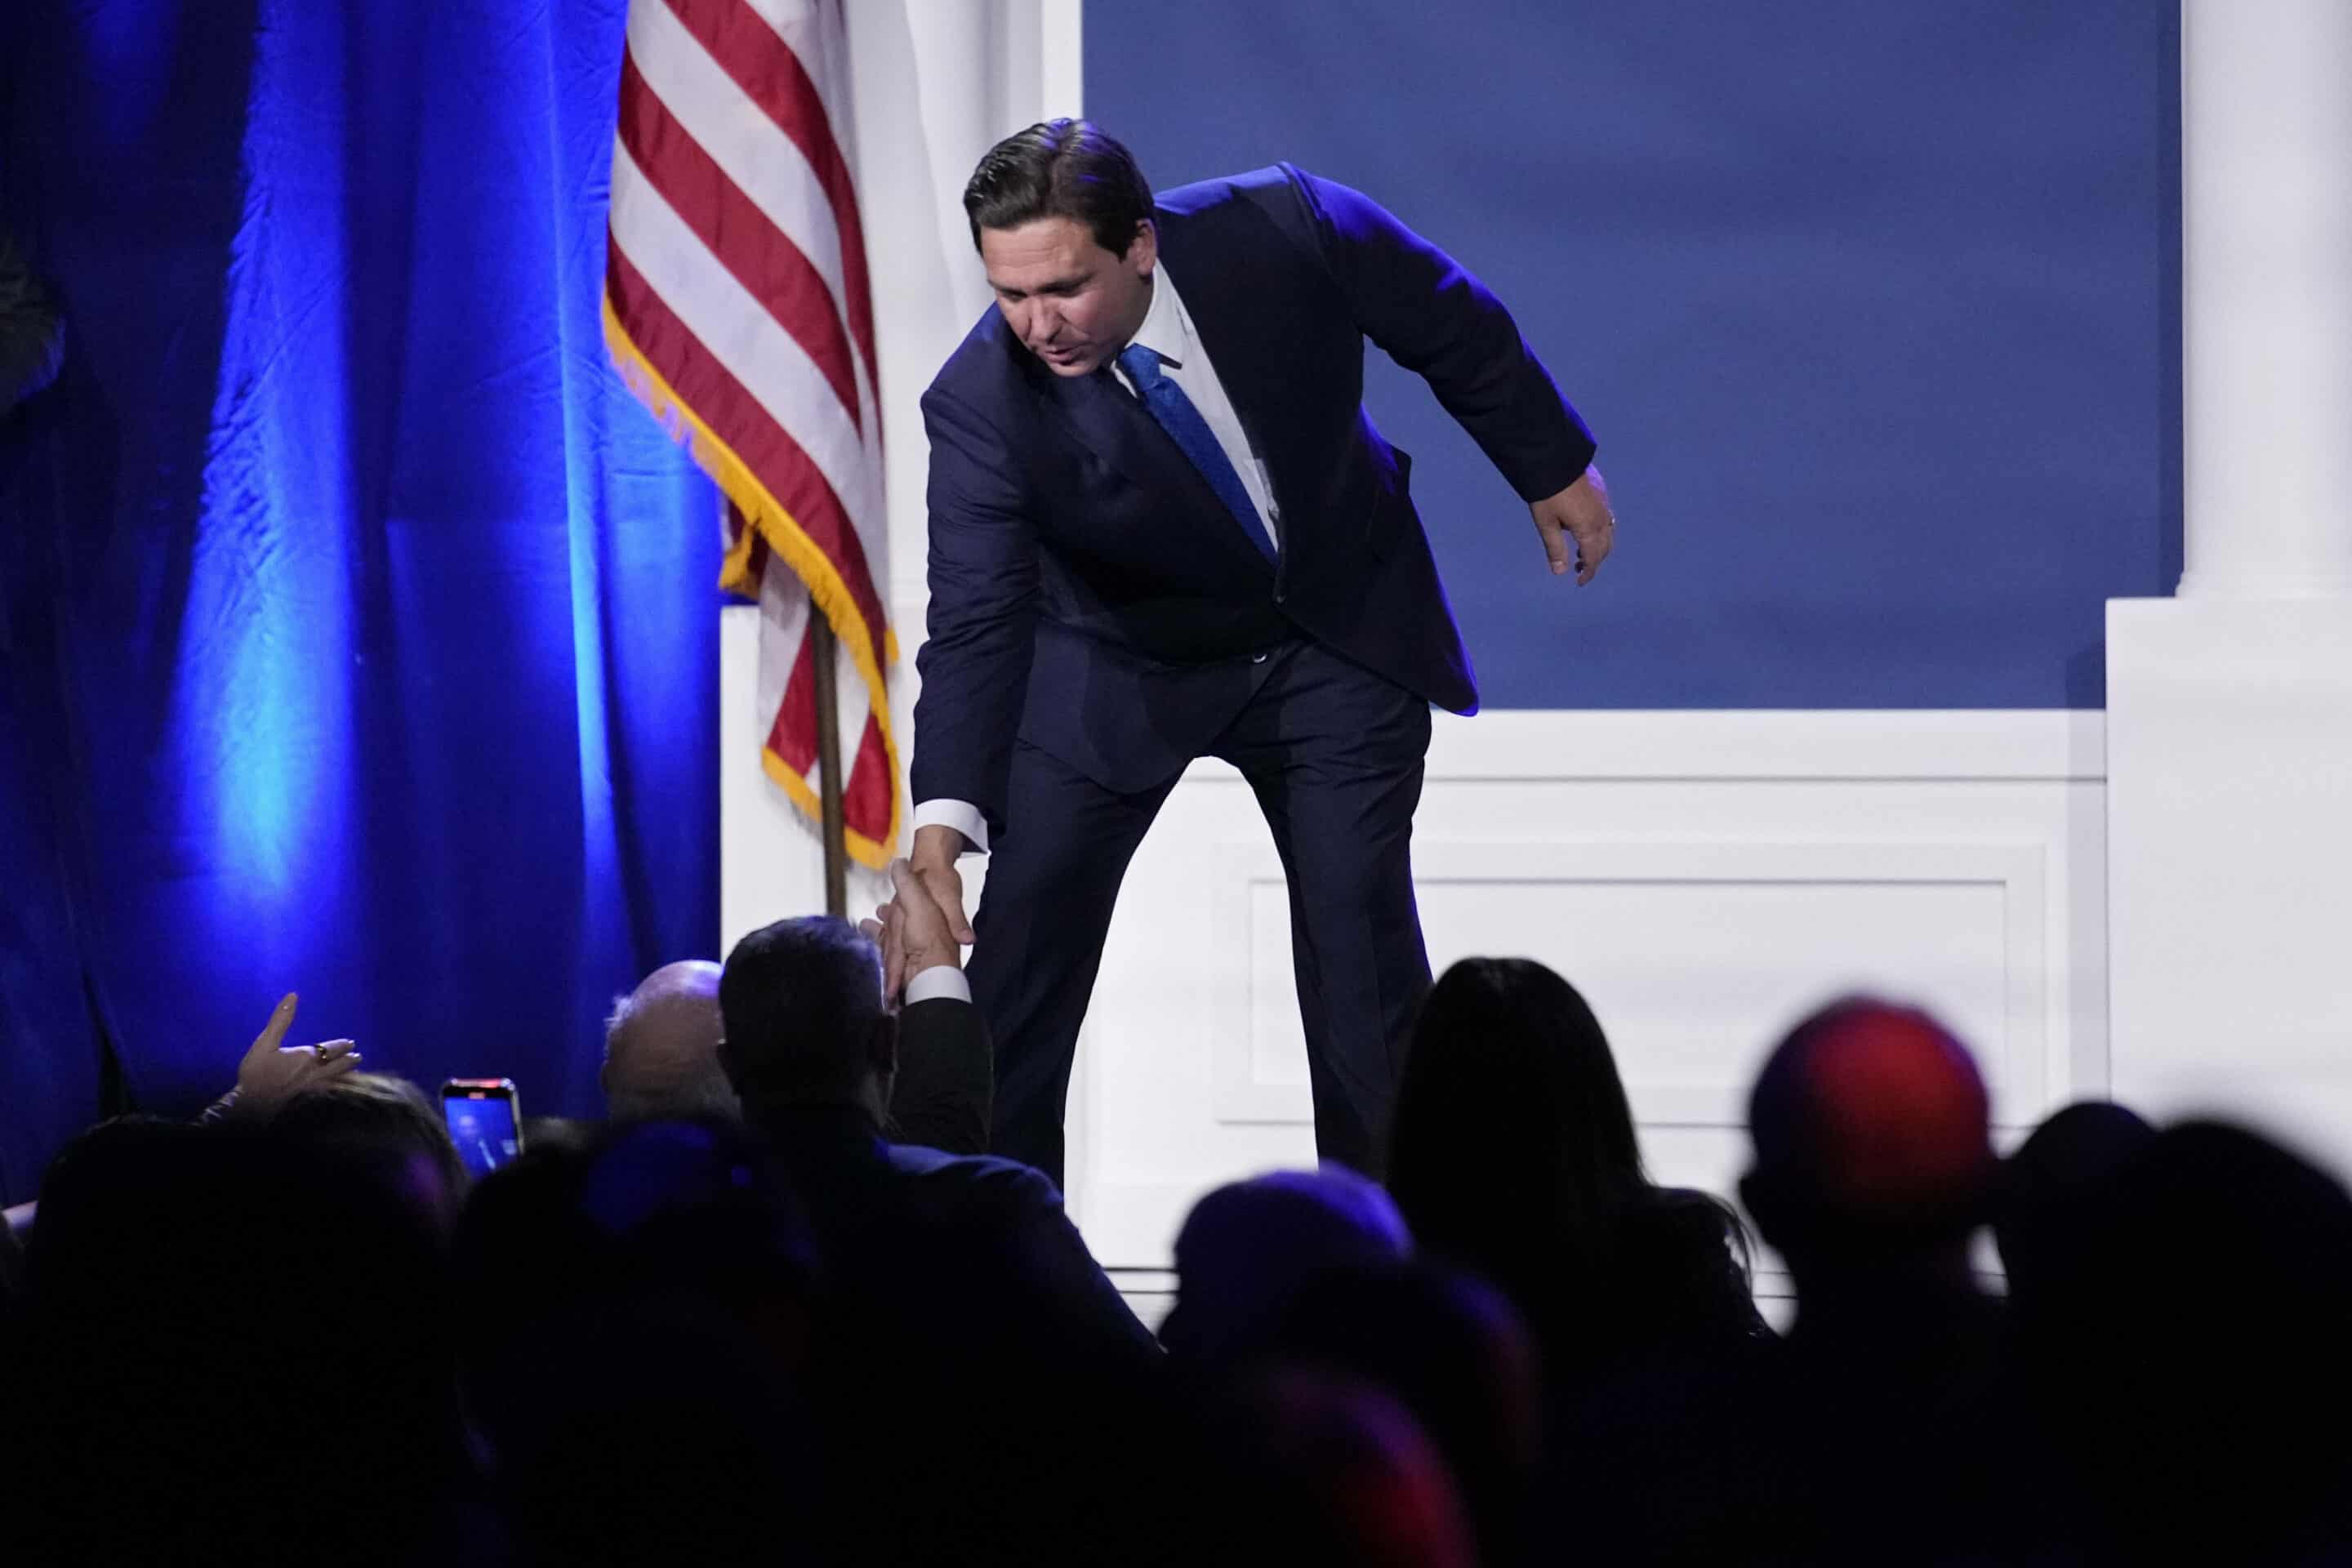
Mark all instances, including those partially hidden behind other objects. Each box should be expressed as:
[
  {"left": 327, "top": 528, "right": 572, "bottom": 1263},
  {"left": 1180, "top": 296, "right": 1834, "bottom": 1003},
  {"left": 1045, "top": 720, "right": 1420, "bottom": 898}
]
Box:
[{"left": 913, "top": 163, "right": 1596, "bottom": 837}]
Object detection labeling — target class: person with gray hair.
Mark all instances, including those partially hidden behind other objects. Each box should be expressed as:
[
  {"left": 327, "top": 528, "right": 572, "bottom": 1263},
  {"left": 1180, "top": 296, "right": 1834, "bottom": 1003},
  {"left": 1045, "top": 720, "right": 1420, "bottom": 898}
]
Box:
[{"left": 600, "top": 960, "right": 741, "bottom": 1124}]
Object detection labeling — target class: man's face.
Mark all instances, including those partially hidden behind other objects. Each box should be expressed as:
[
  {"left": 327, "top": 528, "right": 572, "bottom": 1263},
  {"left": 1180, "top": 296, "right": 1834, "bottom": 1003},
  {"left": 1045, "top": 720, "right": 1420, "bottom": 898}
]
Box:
[{"left": 979, "top": 216, "right": 1156, "bottom": 377}]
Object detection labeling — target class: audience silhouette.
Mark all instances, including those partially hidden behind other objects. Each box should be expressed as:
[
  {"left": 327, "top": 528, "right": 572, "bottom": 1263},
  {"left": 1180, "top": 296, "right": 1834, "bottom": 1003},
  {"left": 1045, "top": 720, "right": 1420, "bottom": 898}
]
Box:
[
  {"left": 1162, "top": 1164, "right": 1411, "bottom": 1368},
  {"left": 11, "top": 931, "right": 2352, "bottom": 1566},
  {"left": 1387, "top": 957, "right": 1765, "bottom": 1406},
  {"left": 1733, "top": 996, "right": 2028, "bottom": 1566},
  {"left": 2023, "top": 1119, "right": 2352, "bottom": 1564},
  {"left": 10, "top": 1117, "right": 466, "bottom": 1566}
]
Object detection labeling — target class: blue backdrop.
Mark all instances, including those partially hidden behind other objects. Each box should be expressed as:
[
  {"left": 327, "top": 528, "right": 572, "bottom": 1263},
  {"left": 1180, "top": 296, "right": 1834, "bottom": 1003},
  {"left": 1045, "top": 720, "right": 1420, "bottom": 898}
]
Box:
[
  {"left": 1089, "top": 1, "right": 2182, "bottom": 710},
  {"left": 0, "top": 0, "right": 718, "bottom": 1198}
]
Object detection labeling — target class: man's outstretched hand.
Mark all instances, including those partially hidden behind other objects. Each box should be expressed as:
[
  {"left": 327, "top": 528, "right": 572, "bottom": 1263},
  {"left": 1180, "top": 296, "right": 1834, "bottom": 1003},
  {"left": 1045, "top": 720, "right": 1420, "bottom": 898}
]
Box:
[
  {"left": 862, "top": 858, "right": 969, "bottom": 1004},
  {"left": 1530, "top": 463, "right": 1615, "bottom": 585},
  {"left": 856, "top": 832, "right": 975, "bottom": 1009},
  {"left": 908, "top": 824, "right": 976, "bottom": 938}
]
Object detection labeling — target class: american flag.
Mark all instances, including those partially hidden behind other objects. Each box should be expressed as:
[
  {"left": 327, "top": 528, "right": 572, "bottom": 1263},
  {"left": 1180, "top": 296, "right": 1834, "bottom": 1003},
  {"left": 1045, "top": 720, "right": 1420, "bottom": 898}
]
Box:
[{"left": 603, "top": 0, "right": 898, "bottom": 867}]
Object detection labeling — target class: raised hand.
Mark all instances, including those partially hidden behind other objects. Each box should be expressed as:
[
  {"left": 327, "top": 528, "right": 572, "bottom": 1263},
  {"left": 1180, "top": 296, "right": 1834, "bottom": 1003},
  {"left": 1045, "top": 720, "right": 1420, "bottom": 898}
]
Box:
[{"left": 232, "top": 991, "right": 361, "bottom": 1116}]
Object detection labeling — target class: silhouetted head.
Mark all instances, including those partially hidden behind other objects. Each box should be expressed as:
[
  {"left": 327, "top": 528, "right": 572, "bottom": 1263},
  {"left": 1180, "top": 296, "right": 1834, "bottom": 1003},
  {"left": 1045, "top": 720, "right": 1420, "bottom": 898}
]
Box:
[
  {"left": 1200, "top": 1366, "right": 1476, "bottom": 1568},
  {"left": 2039, "top": 1120, "right": 2352, "bottom": 1555},
  {"left": 717, "top": 917, "right": 894, "bottom": 1127},
  {"left": 1741, "top": 996, "right": 1995, "bottom": 1272},
  {"left": 456, "top": 1120, "right": 818, "bottom": 1565},
  {"left": 1274, "top": 1263, "right": 1541, "bottom": 1568},
  {"left": 1387, "top": 959, "right": 1645, "bottom": 1290},
  {"left": 269, "top": 1070, "right": 469, "bottom": 1231},
  {"left": 1993, "top": 1098, "right": 2154, "bottom": 1309},
  {"left": 601, "top": 958, "right": 737, "bottom": 1123},
  {"left": 16, "top": 1117, "right": 457, "bottom": 1564},
  {"left": 964, "top": 118, "right": 1158, "bottom": 377},
  {"left": 1163, "top": 1165, "right": 1413, "bottom": 1365}
]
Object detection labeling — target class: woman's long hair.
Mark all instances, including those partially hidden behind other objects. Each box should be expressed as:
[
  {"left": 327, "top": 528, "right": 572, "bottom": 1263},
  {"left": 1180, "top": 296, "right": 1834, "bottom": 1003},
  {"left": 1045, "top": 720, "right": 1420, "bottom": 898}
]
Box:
[
  {"left": 1387, "top": 960, "right": 1644, "bottom": 1294},
  {"left": 1386, "top": 959, "right": 1751, "bottom": 1359}
]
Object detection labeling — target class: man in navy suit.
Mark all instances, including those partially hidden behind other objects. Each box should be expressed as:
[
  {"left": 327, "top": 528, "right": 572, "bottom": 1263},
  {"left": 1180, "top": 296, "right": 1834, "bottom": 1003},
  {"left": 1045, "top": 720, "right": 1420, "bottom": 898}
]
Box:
[{"left": 906, "top": 120, "right": 1614, "bottom": 1185}]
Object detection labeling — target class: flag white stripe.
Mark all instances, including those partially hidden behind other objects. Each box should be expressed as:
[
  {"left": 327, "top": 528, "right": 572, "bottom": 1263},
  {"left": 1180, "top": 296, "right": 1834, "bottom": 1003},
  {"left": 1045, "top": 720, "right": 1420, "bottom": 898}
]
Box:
[
  {"left": 755, "top": 568, "right": 813, "bottom": 724},
  {"left": 610, "top": 141, "right": 882, "bottom": 537},
  {"left": 707, "top": 0, "right": 875, "bottom": 415},
  {"left": 737, "top": 0, "right": 855, "bottom": 180},
  {"left": 738, "top": 0, "right": 820, "bottom": 65},
  {"left": 624, "top": 0, "right": 853, "bottom": 350}
]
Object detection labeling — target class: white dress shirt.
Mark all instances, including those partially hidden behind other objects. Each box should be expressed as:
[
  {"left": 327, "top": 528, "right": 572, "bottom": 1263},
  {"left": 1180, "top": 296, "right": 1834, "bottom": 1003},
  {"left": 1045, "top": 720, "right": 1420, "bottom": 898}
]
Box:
[{"left": 913, "top": 264, "right": 1277, "bottom": 856}]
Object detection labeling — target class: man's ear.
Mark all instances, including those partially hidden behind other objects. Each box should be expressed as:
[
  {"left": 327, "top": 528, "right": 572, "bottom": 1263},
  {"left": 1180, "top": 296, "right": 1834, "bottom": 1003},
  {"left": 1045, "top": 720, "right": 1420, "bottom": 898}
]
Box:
[{"left": 1126, "top": 216, "right": 1157, "bottom": 274}]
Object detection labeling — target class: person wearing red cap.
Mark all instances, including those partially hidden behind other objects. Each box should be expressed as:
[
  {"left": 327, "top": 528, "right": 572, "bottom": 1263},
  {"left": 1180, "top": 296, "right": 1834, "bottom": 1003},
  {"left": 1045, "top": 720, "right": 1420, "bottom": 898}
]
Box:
[
  {"left": 1742, "top": 995, "right": 1999, "bottom": 1250},
  {"left": 1733, "top": 996, "right": 2047, "bottom": 1566}
]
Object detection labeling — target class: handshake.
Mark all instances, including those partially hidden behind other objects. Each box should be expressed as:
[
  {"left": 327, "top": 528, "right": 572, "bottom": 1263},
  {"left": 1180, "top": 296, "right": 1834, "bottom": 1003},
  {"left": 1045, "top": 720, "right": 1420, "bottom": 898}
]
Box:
[{"left": 860, "top": 853, "right": 974, "bottom": 1007}]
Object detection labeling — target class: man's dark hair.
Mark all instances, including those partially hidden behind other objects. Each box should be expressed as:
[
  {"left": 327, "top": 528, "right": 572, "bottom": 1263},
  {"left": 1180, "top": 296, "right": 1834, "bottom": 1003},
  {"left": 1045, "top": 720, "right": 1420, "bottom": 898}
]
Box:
[
  {"left": 718, "top": 916, "right": 886, "bottom": 1107},
  {"left": 962, "top": 118, "right": 1155, "bottom": 256}
]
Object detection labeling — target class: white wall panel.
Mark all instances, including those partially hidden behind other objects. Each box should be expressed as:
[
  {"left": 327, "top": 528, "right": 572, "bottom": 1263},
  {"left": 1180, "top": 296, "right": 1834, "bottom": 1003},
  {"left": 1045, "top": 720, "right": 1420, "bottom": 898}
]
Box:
[{"left": 1051, "top": 710, "right": 2107, "bottom": 1270}]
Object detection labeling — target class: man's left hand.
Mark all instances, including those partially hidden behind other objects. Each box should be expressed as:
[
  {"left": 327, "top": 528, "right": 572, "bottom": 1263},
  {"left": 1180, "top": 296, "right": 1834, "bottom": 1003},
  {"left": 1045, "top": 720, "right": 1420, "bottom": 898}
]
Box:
[{"left": 1530, "top": 464, "right": 1615, "bottom": 585}]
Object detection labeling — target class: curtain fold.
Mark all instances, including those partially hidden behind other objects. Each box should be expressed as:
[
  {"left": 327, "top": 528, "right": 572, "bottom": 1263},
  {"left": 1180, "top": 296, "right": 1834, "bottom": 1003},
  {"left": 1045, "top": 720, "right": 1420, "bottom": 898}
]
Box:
[{"left": 0, "top": 0, "right": 719, "bottom": 1198}]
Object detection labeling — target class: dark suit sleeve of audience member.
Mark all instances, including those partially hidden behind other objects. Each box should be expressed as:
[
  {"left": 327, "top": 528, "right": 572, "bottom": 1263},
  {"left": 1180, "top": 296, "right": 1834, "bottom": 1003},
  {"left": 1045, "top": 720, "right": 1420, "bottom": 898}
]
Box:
[
  {"left": 886, "top": 996, "right": 993, "bottom": 1156},
  {"left": 999, "top": 1165, "right": 1164, "bottom": 1361},
  {"left": 910, "top": 388, "right": 1042, "bottom": 837},
  {"left": 0, "top": 231, "right": 65, "bottom": 412},
  {"left": 1277, "top": 165, "right": 1595, "bottom": 504}
]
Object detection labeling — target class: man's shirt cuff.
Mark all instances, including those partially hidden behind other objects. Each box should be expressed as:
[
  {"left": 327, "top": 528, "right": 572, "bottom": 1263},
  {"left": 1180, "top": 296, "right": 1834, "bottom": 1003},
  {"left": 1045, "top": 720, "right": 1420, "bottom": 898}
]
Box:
[
  {"left": 911, "top": 798, "right": 990, "bottom": 856},
  {"left": 904, "top": 965, "right": 973, "bottom": 1005}
]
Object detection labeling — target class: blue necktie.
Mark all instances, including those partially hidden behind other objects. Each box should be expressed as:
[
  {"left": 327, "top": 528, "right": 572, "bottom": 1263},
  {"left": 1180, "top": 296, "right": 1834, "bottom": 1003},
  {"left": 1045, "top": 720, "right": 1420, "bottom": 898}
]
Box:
[{"left": 1116, "top": 343, "right": 1276, "bottom": 561}]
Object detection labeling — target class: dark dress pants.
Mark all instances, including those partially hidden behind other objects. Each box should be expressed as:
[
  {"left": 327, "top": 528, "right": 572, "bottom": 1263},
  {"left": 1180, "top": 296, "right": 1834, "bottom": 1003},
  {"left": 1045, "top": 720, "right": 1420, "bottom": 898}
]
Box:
[{"left": 969, "top": 639, "right": 1434, "bottom": 1188}]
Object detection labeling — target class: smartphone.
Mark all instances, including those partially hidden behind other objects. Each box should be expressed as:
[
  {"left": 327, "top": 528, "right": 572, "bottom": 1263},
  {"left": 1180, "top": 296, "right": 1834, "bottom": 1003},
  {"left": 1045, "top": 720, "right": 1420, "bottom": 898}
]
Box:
[{"left": 440, "top": 1078, "right": 523, "bottom": 1178}]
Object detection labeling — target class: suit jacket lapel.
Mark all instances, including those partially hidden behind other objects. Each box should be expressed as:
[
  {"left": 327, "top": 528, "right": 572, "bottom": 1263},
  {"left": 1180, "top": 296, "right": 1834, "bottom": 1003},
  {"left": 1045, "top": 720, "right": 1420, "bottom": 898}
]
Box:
[
  {"left": 1151, "top": 203, "right": 1302, "bottom": 528},
  {"left": 1037, "top": 360, "right": 1270, "bottom": 568}
]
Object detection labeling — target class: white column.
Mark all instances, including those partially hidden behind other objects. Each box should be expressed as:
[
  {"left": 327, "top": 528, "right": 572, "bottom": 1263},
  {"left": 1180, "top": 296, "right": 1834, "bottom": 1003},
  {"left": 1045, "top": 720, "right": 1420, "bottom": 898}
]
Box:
[
  {"left": 2178, "top": 0, "right": 2352, "bottom": 598},
  {"left": 2105, "top": 2, "right": 2352, "bottom": 1165}
]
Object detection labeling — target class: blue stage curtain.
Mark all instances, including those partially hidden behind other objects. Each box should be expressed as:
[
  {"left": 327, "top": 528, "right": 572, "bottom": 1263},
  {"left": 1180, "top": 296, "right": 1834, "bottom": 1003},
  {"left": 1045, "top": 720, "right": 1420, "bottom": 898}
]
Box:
[{"left": 0, "top": 0, "right": 719, "bottom": 1199}]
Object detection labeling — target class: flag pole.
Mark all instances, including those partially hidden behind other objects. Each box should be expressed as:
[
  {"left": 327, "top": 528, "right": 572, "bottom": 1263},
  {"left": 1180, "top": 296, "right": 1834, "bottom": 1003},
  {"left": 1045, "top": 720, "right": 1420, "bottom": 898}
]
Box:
[{"left": 808, "top": 606, "right": 850, "bottom": 919}]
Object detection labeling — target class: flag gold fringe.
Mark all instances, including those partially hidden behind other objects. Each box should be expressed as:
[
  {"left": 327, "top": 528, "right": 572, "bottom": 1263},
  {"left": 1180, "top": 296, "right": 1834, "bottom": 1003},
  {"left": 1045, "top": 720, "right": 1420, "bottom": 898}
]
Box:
[{"left": 604, "top": 294, "right": 902, "bottom": 872}]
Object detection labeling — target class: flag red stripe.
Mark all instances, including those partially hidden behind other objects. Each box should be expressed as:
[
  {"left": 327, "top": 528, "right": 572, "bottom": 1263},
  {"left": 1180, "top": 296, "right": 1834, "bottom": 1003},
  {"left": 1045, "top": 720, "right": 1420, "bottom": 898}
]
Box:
[
  {"left": 608, "top": 239, "right": 887, "bottom": 661},
  {"left": 766, "top": 630, "right": 896, "bottom": 842},
  {"left": 767, "top": 615, "right": 821, "bottom": 773},
  {"left": 842, "top": 712, "right": 893, "bottom": 839},
  {"left": 662, "top": 0, "right": 879, "bottom": 389},
  {"left": 617, "top": 51, "right": 862, "bottom": 432}
]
